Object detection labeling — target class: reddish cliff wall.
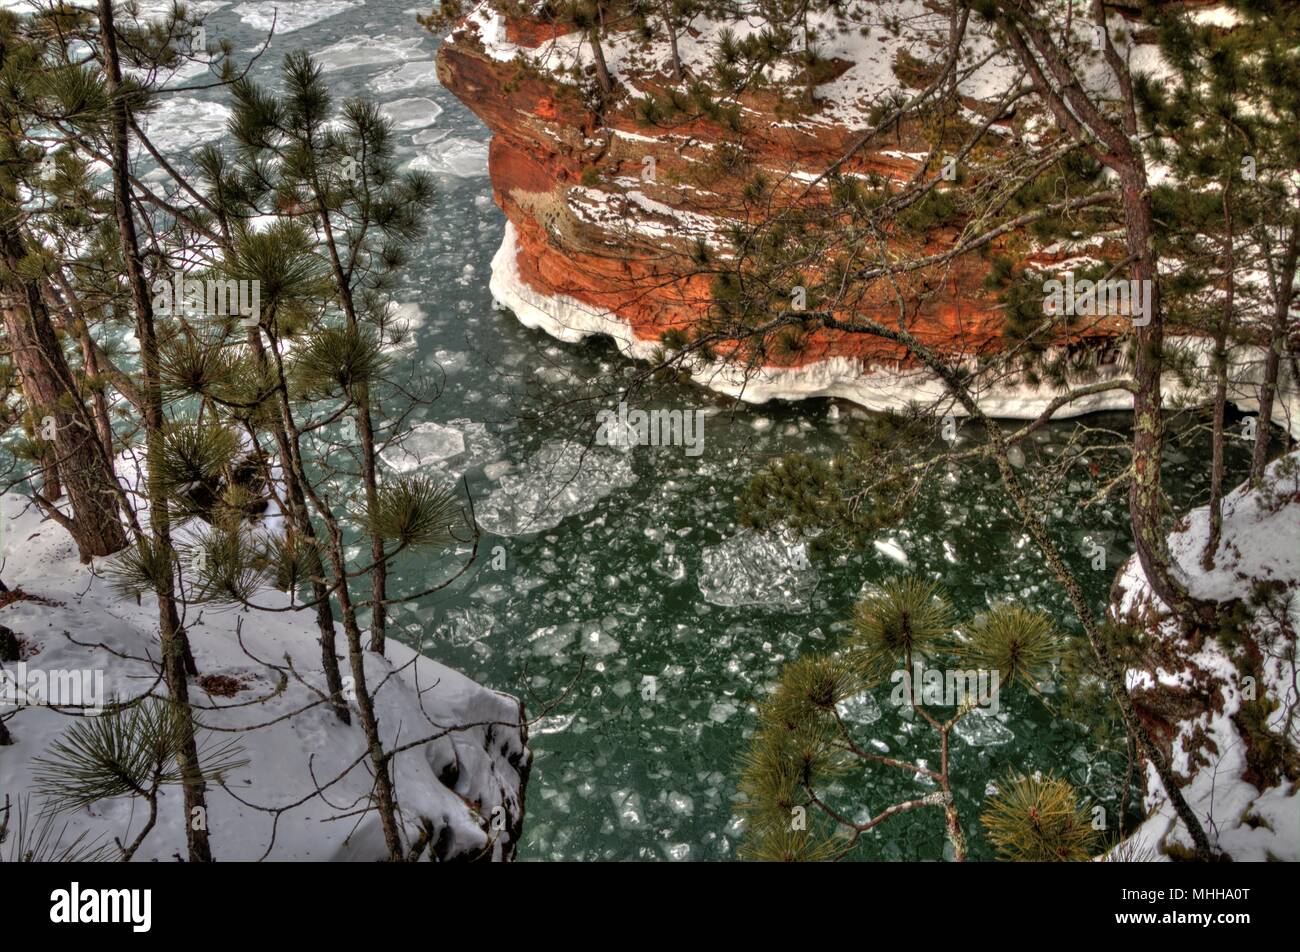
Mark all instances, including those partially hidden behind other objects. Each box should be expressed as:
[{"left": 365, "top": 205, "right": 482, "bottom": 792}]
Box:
[{"left": 436, "top": 9, "right": 1113, "bottom": 372}]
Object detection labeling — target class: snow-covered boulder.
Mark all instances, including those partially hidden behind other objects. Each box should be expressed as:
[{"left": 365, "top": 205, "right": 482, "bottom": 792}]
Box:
[
  {"left": 1110, "top": 453, "right": 1300, "bottom": 861},
  {"left": 0, "top": 493, "right": 530, "bottom": 861}
]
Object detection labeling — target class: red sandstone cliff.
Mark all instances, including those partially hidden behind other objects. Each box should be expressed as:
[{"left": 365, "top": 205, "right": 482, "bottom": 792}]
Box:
[{"left": 435, "top": 3, "right": 1103, "bottom": 373}]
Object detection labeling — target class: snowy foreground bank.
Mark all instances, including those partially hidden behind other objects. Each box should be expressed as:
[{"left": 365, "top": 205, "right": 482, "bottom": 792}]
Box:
[
  {"left": 1113, "top": 454, "right": 1300, "bottom": 862},
  {"left": 0, "top": 495, "right": 530, "bottom": 861}
]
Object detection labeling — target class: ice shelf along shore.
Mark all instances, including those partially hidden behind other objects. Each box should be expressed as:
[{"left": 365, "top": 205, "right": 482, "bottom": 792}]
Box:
[{"left": 490, "top": 222, "right": 1300, "bottom": 437}]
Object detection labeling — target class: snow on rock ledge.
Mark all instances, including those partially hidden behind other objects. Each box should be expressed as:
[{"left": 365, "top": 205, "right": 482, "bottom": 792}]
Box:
[
  {"left": 445, "top": 2, "right": 1300, "bottom": 434},
  {"left": 1110, "top": 454, "right": 1300, "bottom": 861},
  {"left": 491, "top": 221, "right": 1299, "bottom": 430},
  {"left": 0, "top": 494, "right": 530, "bottom": 861}
]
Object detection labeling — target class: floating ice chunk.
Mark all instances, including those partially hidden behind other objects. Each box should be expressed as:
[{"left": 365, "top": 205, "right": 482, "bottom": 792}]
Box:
[
  {"left": 381, "top": 422, "right": 464, "bottom": 472},
  {"left": 483, "top": 461, "right": 512, "bottom": 481},
  {"left": 873, "top": 537, "right": 909, "bottom": 565},
  {"left": 137, "top": 98, "right": 231, "bottom": 153},
  {"left": 708, "top": 699, "right": 738, "bottom": 723},
  {"left": 697, "top": 529, "right": 818, "bottom": 612},
  {"left": 412, "top": 127, "right": 449, "bottom": 147},
  {"left": 527, "top": 624, "right": 574, "bottom": 659},
  {"left": 476, "top": 441, "right": 637, "bottom": 536},
  {"left": 662, "top": 842, "right": 692, "bottom": 861},
  {"left": 578, "top": 622, "right": 620, "bottom": 658},
  {"left": 953, "top": 710, "right": 1015, "bottom": 748},
  {"left": 406, "top": 137, "right": 488, "bottom": 178},
  {"left": 664, "top": 792, "right": 695, "bottom": 816},
  {"left": 315, "top": 35, "right": 427, "bottom": 71},
  {"left": 233, "top": 1, "right": 360, "bottom": 34},
  {"left": 531, "top": 712, "right": 576, "bottom": 735},
  {"left": 380, "top": 97, "right": 443, "bottom": 131},
  {"left": 610, "top": 789, "right": 645, "bottom": 829},
  {"left": 372, "top": 61, "right": 440, "bottom": 93},
  {"left": 836, "top": 690, "right": 882, "bottom": 727},
  {"left": 380, "top": 419, "right": 503, "bottom": 480},
  {"left": 651, "top": 543, "right": 687, "bottom": 581},
  {"left": 433, "top": 606, "right": 495, "bottom": 647},
  {"left": 154, "top": 0, "right": 231, "bottom": 12}
]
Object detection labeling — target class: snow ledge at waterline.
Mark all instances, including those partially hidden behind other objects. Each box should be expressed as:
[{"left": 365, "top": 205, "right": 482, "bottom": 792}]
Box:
[
  {"left": 0, "top": 494, "right": 530, "bottom": 862},
  {"left": 490, "top": 222, "right": 1300, "bottom": 436}
]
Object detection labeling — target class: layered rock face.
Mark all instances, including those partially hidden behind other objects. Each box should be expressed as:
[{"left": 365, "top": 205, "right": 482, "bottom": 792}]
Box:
[
  {"left": 437, "top": 4, "right": 1018, "bottom": 381},
  {"left": 438, "top": 2, "right": 1298, "bottom": 427}
]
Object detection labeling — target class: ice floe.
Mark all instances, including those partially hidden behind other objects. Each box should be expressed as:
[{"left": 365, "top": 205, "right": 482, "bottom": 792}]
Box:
[
  {"left": 137, "top": 97, "right": 231, "bottom": 153},
  {"left": 380, "top": 97, "right": 443, "bottom": 131},
  {"left": 953, "top": 710, "right": 1015, "bottom": 748},
  {"left": 372, "top": 61, "right": 440, "bottom": 93},
  {"left": 379, "top": 419, "right": 503, "bottom": 479},
  {"left": 232, "top": 1, "right": 360, "bottom": 34},
  {"left": 697, "top": 529, "right": 818, "bottom": 612},
  {"left": 316, "top": 35, "right": 428, "bottom": 71},
  {"left": 406, "top": 137, "right": 489, "bottom": 178},
  {"left": 476, "top": 441, "right": 637, "bottom": 536}
]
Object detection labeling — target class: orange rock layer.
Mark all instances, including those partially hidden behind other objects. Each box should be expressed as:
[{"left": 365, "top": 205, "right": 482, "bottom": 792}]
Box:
[{"left": 436, "top": 13, "right": 1110, "bottom": 372}]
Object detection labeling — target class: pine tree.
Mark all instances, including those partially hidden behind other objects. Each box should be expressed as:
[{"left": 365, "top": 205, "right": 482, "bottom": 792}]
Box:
[
  {"left": 0, "top": 9, "right": 129, "bottom": 560},
  {"left": 737, "top": 577, "right": 1065, "bottom": 861},
  {"left": 1138, "top": 0, "right": 1300, "bottom": 565}
]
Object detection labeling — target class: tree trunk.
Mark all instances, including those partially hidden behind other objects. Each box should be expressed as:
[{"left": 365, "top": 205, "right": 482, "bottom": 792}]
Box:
[
  {"left": 661, "top": 3, "right": 683, "bottom": 83},
  {"left": 303, "top": 168, "right": 389, "bottom": 655},
  {"left": 994, "top": 6, "right": 1213, "bottom": 625},
  {"left": 1251, "top": 222, "right": 1298, "bottom": 485},
  {"left": 97, "top": 0, "right": 211, "bottom": 862},
  {"left": 589, "top": 29, "right": 612, "bottom": 94},
  {"left": 1204, "top": 195, "right": 1234, "bottom": 569},
  {"left": 245, "top": 326, "right": 350, "bottom": 723},
  {"left": 44, "top": 282, "right": 117, "bottom": 460},
  {"left": 1121, "top": 169, "right": 1200, "bottom": 619},
  {"left": 266, "top": 340, "right": 404, "bottom": 858},
  {"left": 0, "top": 275, "right": 127, "bottom": 560}
]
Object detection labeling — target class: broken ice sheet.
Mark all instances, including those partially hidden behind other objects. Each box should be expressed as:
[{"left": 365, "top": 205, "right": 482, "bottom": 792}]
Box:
[
  {"left": 475, "top": 441, "right": 637, "bottom": 537},
  {"left": 433, "top": 606, "right": 495, "bottom": 647},
  {"left": 137, "top": 98, "right": 230, "bottom": 153},
  {"left": 371, "top": 61, "right": 440, "bottom": 94},
  {"left": 405, "top": 136, "right": 488, "bottom": 178},
  {"left": 379, "top": 419, "right": 503, "bottom": 480},
  {"left": 610, "top": 789, "right": 645, "bottom": 830},
  {"left": 697, "top": 529, "right": 818, "bottom": 612},
  {"left": 232, "top": 0, "right": 359, "bottom": 34},
  {"left": 379, "top": 97, "right": 443, "bottom": 131},
  {"left": 835, "top": 689, "right": 882, "bottom": 727},
  {"left": 953, "top": 710, "right": 1014, "bottom": 748},
  {"left": 316, "top": 35, "right": 428, "bottom": 71}
]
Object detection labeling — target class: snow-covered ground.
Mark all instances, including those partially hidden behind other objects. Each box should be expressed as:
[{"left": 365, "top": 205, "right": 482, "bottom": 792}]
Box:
[
  {"left": 1112, "top": 453, "right": 1300, "bottom": 861},
  {"left": 0, "top": 494, "right": 530, "bottom": 861}
]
